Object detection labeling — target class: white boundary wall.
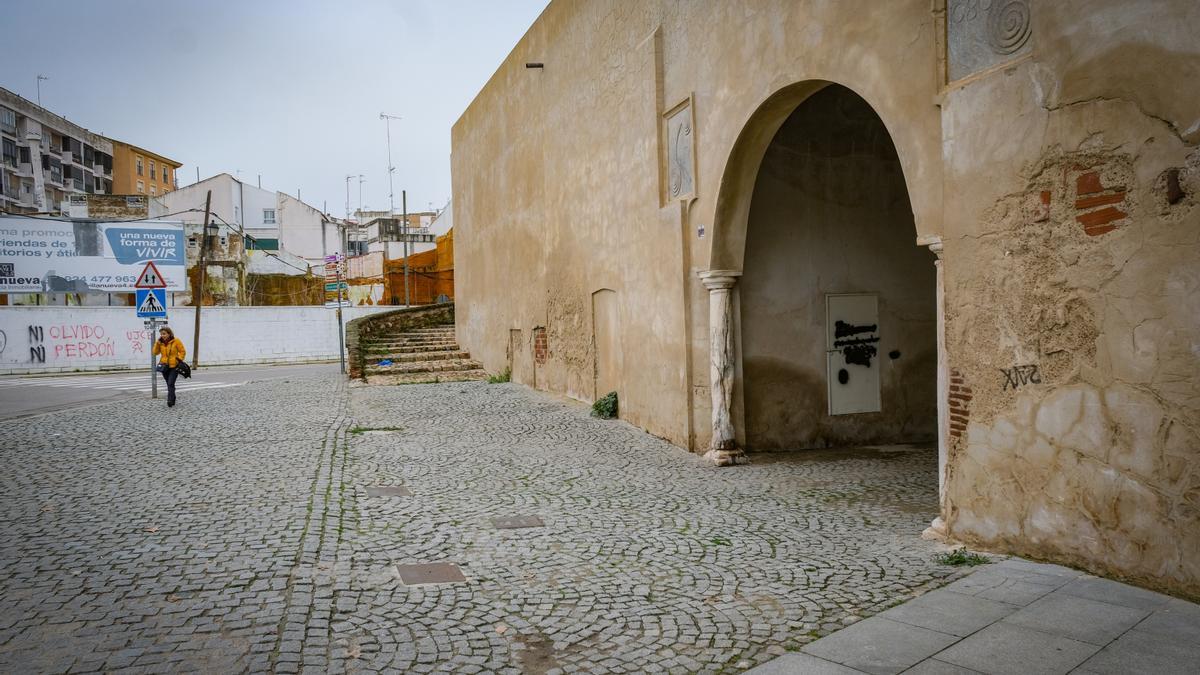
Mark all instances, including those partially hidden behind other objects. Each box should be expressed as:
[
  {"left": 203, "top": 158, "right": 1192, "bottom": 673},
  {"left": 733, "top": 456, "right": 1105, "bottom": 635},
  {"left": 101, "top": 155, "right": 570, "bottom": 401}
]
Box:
[{"left": 0, "top": 306, "right": 395, "bottom": 374}]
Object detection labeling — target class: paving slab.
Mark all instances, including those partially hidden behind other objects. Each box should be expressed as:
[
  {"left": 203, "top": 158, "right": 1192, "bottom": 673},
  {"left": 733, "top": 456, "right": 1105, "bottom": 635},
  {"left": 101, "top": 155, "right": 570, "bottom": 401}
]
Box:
[
  {"left": 1073, "top": 626, "right": 1200, "bottom": 674},
  {"left": 1131, "top": 598, "right": 1200, "bottom": 641},
  {"left": 932, "top": 621, "right": 1099, "bottom": 675},
  {"left": 743, "top": 651, "right": 865, "bottom": 674},
  {"left": 1001, "top": 592, "right": 1148, "bottom": 645},
  {"left": 876, "top": 588, "right": 1016, "bottom": 637},
  {"left": 902, "top": 658, "right": 984, "bottom": 674},
  {"left": 1057, "top": 575, "right": 1174, "bottom": 612},
  {"left": 801, "top": 617, "right": 958, "bottom": 675}
]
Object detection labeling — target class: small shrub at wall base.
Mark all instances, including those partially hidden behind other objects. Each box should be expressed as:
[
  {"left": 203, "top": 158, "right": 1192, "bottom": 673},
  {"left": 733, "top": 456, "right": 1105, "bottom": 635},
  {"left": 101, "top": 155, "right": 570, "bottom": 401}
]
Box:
[
  {"left": 487, "top": 368, "right": 511, "bottom": 384},
  {"left": 592, "top": 391, "right": 618, "bottom": 419},
  {"left": 934, "top": 547, "right": 991, "bottom": 567}
]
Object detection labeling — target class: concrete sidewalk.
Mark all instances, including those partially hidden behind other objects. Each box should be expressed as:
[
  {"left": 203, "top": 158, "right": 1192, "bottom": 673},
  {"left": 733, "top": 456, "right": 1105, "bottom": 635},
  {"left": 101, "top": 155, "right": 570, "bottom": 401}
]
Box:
[{"left": 749, "top": 557, "right": 1200, "bottom": 675}]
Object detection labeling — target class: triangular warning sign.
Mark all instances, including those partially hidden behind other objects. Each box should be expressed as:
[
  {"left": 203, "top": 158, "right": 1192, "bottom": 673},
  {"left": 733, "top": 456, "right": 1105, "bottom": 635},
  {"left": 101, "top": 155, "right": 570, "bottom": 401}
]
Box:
[
  {"left": 138, "top": 290, "right": 165, "bottom": 314},
  {"left": 135, "top": 261, "right": 167, "bottom": 288}
]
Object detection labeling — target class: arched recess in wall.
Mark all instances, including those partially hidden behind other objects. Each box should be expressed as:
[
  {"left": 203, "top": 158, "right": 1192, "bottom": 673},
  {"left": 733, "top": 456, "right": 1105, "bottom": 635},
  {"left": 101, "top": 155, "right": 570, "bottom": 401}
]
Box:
[
  {"left": 708, "top": 80, "right": 925, "bottom": 271},
  {"left": 708, "top": 81, "right": 940, "bottom": 456},
  {"left": 591, "top": 288, "right": 620, "bottom": 401}
]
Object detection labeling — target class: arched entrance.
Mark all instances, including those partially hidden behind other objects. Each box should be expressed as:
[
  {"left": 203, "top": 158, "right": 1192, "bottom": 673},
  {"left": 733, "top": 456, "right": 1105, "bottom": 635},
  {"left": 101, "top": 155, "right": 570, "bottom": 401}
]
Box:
[
  {"left": 740, "top": 83, "right": 936, "bottom": 450},
  {"left": 701, "top": 82, "right": 946, "bottom": 528}
]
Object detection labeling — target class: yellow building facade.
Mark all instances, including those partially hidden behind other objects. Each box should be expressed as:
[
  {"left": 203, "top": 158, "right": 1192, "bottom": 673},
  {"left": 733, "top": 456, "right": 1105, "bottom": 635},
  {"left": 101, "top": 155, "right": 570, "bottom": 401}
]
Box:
[{"left": 109, "top": 140, "right": 181, "bottom": 197}]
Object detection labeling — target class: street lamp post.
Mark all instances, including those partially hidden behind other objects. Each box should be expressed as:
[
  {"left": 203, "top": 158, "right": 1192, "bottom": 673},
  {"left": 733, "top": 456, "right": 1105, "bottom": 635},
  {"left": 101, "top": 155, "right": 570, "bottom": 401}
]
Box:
[{"left": 379, "top": 113, "right": 409, "bottom": 307}]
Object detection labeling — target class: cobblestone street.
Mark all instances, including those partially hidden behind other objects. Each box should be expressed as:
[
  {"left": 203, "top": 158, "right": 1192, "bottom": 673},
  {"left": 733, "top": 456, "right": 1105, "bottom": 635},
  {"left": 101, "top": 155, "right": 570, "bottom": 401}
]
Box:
[{"left": 0, "top": 374, "right": 961, "bottom": 673}]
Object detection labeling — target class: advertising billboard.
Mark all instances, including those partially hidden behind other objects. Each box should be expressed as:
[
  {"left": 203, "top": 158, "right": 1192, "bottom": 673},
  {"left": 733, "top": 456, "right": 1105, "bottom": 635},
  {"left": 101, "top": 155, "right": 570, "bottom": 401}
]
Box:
[{"left": 0, "top": 215, "right": 186, "bottom": 292}]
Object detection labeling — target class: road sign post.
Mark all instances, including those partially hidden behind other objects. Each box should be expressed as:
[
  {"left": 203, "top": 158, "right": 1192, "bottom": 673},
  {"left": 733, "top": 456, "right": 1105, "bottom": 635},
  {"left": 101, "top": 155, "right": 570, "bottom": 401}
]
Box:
[
  {"left": 144, "top": 318, "right": 162, "bottom": 399},
  {"left": 136, "top": 263, "right": 170, "bottom": 400}
]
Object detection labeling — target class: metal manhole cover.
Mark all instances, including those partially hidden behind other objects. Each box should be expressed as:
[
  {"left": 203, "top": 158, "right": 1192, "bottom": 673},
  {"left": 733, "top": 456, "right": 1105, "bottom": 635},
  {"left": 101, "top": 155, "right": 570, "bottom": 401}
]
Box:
[
  {"left": 396, "top": 562, "right": 467, "bottom": 585},
  {"left": 491, "top": 515, "right": 545, "bottom": 530},
  {"left": 365, "top": 486, "right": 412, "bottom": 497}
]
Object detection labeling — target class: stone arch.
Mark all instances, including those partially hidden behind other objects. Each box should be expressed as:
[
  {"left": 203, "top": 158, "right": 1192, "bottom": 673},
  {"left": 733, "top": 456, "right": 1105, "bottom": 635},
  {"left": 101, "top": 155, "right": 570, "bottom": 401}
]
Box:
[
  {"left": 698, "top": 83, "right": 948, "bottom": 538},
  {"left": 709, "top": 79, "right": 929, "bottom": 272}
]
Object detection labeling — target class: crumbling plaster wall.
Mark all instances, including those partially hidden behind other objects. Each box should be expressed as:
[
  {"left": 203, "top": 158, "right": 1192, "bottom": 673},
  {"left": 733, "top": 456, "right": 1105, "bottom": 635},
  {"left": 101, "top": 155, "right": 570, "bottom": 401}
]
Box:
[{"left": 940, "top": 1, "right": 1200, "bottom": 598}]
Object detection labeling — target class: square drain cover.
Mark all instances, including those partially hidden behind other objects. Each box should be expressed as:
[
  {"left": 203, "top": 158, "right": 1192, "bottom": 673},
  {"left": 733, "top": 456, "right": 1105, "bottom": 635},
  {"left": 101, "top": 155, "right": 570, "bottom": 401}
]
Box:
[
  {"left": 396, "top": 562, "right": 467, "bottom": 585},
  {"left": 491, "top": 515, "right": 545, "bottom": 529},
  {"left": 366, "top": 486, "right": 412, "bottom": 497}
]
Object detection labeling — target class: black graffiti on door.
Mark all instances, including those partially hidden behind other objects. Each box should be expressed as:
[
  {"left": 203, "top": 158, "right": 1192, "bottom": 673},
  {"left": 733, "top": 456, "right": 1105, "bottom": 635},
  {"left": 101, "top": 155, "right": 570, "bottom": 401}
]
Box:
[{"left": 834, "top": 320, "right": 879, "bottom": 367}]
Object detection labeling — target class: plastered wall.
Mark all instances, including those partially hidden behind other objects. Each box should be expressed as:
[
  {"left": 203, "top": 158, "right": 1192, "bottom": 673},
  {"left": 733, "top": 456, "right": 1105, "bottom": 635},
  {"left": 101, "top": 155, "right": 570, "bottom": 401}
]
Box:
[
  {"left": 452, "top": 0, "right": 1200, "bottom": 596},
  {"left": 937, "top": 2, "right": 1200, "bottom": 598},
  {"left": 0, "top": 306, "right": 390, "bottom": 374},
  {"left": 738, "top": 85, "right": 936, "bottom": 450}
]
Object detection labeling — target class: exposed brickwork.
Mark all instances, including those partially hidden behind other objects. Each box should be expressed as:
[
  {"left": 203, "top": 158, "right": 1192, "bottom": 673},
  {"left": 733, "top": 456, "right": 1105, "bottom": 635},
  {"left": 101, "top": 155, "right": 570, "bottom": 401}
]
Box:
[
  {"left": 948, "top": 368, "right": 972, "bottom": 439},
  {"left": 533, "top": 326, "right": 548, "bottom": 365},
  {"left": 1072, "top": 166, "right": 1128, "bottom": 236},
  {"left": 1075, "top": 171, "right": 1104, "bottom": 196},
  {"left": 1076, "top": 206, "right": 1126, "bottom": 237}
]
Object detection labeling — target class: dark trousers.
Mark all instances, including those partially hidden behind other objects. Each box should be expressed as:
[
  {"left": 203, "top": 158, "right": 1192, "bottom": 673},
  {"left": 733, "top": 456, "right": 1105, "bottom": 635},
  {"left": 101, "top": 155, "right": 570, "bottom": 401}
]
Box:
[{"left": 161, "top": 367, "right": 179, "bottom": 404}]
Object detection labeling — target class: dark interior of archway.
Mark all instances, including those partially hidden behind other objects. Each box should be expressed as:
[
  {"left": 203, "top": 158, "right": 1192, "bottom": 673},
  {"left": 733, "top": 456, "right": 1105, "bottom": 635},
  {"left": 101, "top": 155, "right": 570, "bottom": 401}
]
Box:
[{"left": 739, "top": 84, "right": 936, "bottom": 451}]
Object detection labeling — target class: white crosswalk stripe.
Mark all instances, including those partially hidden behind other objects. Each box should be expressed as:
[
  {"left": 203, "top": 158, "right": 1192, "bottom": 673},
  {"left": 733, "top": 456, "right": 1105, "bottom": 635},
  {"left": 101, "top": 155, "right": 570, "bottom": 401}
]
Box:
[{"left": 0, "top": 374, "right": 246, "bottom": 393}]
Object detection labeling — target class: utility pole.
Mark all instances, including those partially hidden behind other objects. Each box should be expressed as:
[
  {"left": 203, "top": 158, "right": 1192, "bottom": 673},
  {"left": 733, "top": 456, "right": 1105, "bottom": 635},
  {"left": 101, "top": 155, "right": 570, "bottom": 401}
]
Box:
[
  {"left": 402, "top": 190, "right": 410, "bottom": 306},
  {"left": 36, "top": 75, "right": 48, "bottom": 107},
  {"left": 357, "top": 175, "right": 365, "bottom": 222},
  {"left": 380, "top": 113, "right": 403, "bottom": 306},
  {"left": 192, "top": 190, "right": 212, "bottom": 368}
]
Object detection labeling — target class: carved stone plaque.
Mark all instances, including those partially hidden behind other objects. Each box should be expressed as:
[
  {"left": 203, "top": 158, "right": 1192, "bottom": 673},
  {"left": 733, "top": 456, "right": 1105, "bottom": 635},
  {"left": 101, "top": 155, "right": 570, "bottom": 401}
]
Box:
[
  {"left": 947, "top": 0, "right": 1032, "bottom": 82},
  {"left": 665, "top": 100, "right": 695, "bottom": 200}
]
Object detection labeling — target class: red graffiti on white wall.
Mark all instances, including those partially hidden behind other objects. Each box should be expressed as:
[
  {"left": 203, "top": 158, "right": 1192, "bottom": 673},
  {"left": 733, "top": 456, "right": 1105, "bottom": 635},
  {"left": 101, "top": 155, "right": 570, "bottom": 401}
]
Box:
[{"left": 44, "top": 324, "right": 116, "bottom": 360}]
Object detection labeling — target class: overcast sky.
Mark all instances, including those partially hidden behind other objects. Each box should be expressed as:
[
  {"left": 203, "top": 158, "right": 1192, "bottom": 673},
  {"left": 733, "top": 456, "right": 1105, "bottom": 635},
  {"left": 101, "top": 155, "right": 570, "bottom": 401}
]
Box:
[{"left": 0, "top": 0, "right": 548, "bottom": 218}]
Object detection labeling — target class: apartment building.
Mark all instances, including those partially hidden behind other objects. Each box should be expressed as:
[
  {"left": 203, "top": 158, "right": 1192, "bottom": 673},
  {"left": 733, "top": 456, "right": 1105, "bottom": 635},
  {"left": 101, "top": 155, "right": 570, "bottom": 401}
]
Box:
[
  {"left": 153, "top": 173, "right": 342, "bottom": 270},
  {"left": 0, "top": 87, "right": 113, "bottom": 215},
  {"left": 110, "top": 140, "right": 181, "bottom": 197}
]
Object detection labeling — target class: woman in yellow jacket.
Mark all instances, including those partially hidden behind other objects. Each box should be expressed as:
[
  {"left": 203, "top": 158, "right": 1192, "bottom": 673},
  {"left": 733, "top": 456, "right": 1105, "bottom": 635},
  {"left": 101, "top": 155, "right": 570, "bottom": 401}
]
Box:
[{"left": 152, "top": 326, "right": 186, "bottom": 407}]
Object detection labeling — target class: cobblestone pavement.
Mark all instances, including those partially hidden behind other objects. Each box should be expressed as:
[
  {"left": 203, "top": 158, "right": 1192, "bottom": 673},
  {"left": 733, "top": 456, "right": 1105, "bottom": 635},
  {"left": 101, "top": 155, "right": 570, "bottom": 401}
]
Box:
[{"left": 0, "top": 375, "right": 963, "bottom": 673}]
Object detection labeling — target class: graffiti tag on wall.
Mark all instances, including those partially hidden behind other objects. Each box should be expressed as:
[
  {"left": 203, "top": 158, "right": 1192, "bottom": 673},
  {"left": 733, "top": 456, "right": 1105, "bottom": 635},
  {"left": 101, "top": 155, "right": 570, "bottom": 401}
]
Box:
[{"left": 1001, "top": 364, "right": 1041, "bottom": 390}]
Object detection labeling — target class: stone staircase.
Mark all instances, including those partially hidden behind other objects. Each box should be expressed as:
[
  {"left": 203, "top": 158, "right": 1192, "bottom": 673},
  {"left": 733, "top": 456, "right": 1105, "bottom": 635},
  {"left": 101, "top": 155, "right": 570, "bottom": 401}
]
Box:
[{"left": 359, "top": 324, "right": 488, "bottom": 384}]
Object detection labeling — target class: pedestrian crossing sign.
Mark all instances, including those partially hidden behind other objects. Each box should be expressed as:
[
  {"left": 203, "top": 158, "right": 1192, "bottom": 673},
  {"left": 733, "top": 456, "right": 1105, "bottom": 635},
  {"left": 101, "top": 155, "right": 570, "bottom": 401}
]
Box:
[{"left": 136, "top": 288, "right": 168, "bottom": 318}]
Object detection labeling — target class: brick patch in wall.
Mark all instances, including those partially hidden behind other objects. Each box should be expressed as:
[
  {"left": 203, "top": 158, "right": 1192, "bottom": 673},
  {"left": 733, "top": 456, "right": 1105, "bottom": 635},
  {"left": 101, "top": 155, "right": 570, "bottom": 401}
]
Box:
[
  {"left": 533, "top": 327, "right": 548, "bottom": 365},
  {"left": 1072, "top": 167, "right": 1128, "bottom": 236},
  {"left": 948, "top": 368, "right": 972, "bottom": 439}
]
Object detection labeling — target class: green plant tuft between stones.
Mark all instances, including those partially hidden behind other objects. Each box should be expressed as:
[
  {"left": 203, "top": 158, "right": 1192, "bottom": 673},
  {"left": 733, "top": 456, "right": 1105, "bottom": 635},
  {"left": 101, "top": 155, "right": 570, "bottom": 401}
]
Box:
[
  {"left": 592, "top": 391, "right": 618, "bottom": 419},
  {"left": 934, "top": 547, "right": 991, "bottom": 566},
  {"left": 487, "top": 368, "right": 511, "bottom": 384}
]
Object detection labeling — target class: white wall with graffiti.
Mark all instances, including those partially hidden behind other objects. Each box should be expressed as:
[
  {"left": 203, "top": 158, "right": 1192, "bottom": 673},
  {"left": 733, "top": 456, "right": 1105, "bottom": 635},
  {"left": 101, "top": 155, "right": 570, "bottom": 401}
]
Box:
[{"left": 0, "top": 306, "right": 393, "bottom": 374}]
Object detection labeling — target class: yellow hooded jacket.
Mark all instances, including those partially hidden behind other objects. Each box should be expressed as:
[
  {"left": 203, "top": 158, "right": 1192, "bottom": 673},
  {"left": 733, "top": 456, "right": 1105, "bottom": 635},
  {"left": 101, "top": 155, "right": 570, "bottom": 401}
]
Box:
[{"left": 153, "top": 338, "right": 186, "bottom": 368}]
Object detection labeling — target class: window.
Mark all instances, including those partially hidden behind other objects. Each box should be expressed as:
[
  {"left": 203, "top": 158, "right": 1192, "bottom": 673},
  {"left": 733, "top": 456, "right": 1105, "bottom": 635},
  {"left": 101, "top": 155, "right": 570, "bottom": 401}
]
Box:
[
  {"left": 149, "top": 185, "right": 156, "bottom": 195},
  {"left": 136, "top": 156, "right": 143, "bottom": 176},
  {"left": 19, "top": 145, "right": 30, "bottom": 164},
  {"left": 136, "top": 180, "right": 144, "bottom": 193},
  {"left": 162, "top": 166, "right": 168, "bottom": 182},
  {"left": 1, "top": 138, "right": 15, "bottom": 167},
  {"left": 0, "top": 107, "right": 15, "bottom": 134},
  {"left": 262, "top": 208, "right": 276, "bottom": 224},
  {"left": 149, "top": 160, "right": 156, "bottom": 179}
]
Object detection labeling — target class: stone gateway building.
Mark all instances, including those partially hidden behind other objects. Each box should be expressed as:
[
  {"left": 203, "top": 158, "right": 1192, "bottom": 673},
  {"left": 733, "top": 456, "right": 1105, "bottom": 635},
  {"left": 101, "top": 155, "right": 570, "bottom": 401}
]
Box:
[{"left": 451, "top": 1, "right": 1200, "bottom": 598}]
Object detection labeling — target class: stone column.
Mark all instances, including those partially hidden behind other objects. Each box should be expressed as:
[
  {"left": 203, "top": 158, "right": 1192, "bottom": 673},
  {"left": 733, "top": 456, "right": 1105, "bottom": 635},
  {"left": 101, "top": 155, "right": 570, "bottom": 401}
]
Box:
[
  {"left": 919, "top": 236, "right": 949, "bottom": 540},
  {"left": 698, "top": 269, "right": 748, "bottom": 466}
]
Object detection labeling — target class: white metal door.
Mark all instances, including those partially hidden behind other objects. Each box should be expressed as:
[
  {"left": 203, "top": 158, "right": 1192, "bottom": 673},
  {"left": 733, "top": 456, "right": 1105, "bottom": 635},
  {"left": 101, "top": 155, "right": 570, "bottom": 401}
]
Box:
[{"left": 826, "top": 293, "right": 881, "bottom": 415}]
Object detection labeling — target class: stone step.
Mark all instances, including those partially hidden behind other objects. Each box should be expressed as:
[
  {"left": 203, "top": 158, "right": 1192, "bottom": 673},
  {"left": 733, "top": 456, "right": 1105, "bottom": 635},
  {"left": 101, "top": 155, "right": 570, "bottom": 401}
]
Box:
[
  {"left": 364, "top": 342, "right": 461, "bottom": 354},
  {"left": 365, "top": 369, "right": 489, "bottom": 385},
  {"left": 363, "top": 359, "right": 483, "bottom": 375},
  {"left": 364, "top": 341, "right": 460, "bottom": 352},
  {"left": 404, "top": 327, "right": 456, "bottom": 334},
  {"left": 369, "top": 335, "right": 458, "bottom": 344},
  {"left": 364, "top": 350, "right": 470, "bottom": 364}
]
